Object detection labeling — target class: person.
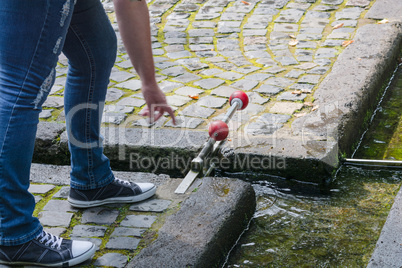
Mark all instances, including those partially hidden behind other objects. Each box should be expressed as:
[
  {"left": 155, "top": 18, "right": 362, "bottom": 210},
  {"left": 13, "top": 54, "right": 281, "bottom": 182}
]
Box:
[{"left": 0, "top": 0, "right": 175, "bottom": 266}]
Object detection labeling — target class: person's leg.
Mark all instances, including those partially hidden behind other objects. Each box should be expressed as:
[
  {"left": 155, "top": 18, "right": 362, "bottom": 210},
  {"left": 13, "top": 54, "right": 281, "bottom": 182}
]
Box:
[
  {"left": 62, "top": 0, "right": 117, "bottom": 190},
  {"left": 0, "top": 0, "right": 94, "bottom": 266},
  {"left": 63, "top": 0, "right": 156, "bottom": 208}
]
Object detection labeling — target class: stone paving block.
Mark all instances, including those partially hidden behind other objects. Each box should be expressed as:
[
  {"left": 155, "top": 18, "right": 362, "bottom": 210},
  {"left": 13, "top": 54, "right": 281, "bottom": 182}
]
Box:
[
  {"left": 52, "top": 187, "right": 70, "bottom": 198},
  {"left": 121, "top": 215, "right": 157, "bottom": 228},
  {"left": 308, "top": 66, "right": 330, "bottom": 75},
  {"left": 39, "top": 211, "right": 73, "bottom": 227},
  {"left": 275, "top": 9, "right": 305, "bottom": 23},
  {"left": 335, "top": 7, "right": 364, "bottom": 20},
  {"left": 194, "top": 13, "right": 221, "bottom": 20},
  {"left": 270, "top": 102, "right": 304, "bottom": 114},
  {"left": 255, "top": 84, "right": 284, "bottom": 95},
  {"left": 167, "top": 51, "right": 192, "bottom": 59},
  {"left": 94, "top": 253, "right": 128, "bottom": 268},
  {"left": 243, "top": 29, "right": 268, "bottom": 36},
  {"left": 116, "top": 97, "right": 146, "bottom": 107},
  {"left": 104, "top": 105, "right": 134, "bottom": 114},
  {"left": 215, "top": 71, "right": 244, "bottom": 81},
  {"left": 265, "top": 77, "right": 294, "bottom": 88},
  {"left": 192, "top": 21, "right": 217, "bottom": 28},
  {"left": 43, "top": 96, "right": 64, "bottom": 109},
  {"left": 181, "top": 104, "right": 215, "bottom": 118},
  {"left": 34, "top": 196, "right": 42, "bottom": 204},
  {"left": 188, "top": 29, "right": 215, "bottom": 37},
  {"left": 130, "top": 117, "right": 168, "bottom": 128},
  {"left": 110, "top": 71, "right": 135, "bottom": 83},
  {"left": 166, "top": 95, "right": 192, "bottom": 107},
  {"left": 285, "top": 69, "right": 305, "bottom": 79},
  {"left": 81, "top": 207, "right": 120, "bottom": 225},
  {"left": 161, "top": 66, "right": 187, "bottom": 77},
  {"left": 290, "top": 83, "right": 315, "bottom": 93},
  {"left": 231, "top": 79, "right": 259, "bottom": 91},
  {"left": 159, "top": 81, "right": 184, "bottom": 93},
  {"left": 211, "top": 86, "right": 238, "bottom": 98},
  {"left": 297, "top": 40, "right": 318, "bottom": 49},
  {"left": 111, "top": 227, "right": 146, "bottom": 237},
  {"left": 174, "top": 86, "right": 204, "bottom": 97},
  {"left": 165, "top": 116, "right": 204, "bottom": 129},
  {"left": 197, "top": 96, "right": 227, "bottom": 108},
  {"left": 106, "top": 237, "right": 141, "bottom": 250},
  {"left": 220, "top": 13, "right": 246, "bottom": 21},
  {"left": 29, "top": 184, "right": 55, "bottom": 194},
  {"left": 44, "top": 227, "right": 66, "bottom": 237},
  {"left": 105, "top": 87, "right": 124, "bottom": 102},
  {"left": 244, "top": 73, "right": 273, "bottom": 82},
  {"left": 248, "top": 92, "right": 270, "bottom": 105},
  {"left": 277, "top": 91, "right": 307, "bottom": 101},
  {"left": 331, "top": 20, "right": 358, "bottom": 27},
  {"left": 194, "top": 78, "right": 225, "bottom": 90},
  {"left": 72, "top": 225, "right": 108, "bottom": 237},
  {"left": 190, "top": 37, "right": 214, "bottom": 44},
  {"left": 43, "top": 199, "right": 78, "bottom": 213},
  {"left": 273, "top": 23, "right": 299, "bottom": 32},
  {"left": 130, "top": 199, "right": 172, "bottom": 213},
  {"left": 315, "top": 48, "right": 339, "bottom": 59},
  {"left": 298, "top": 74, "right": 321, "bottom": 84},
  {"left": 262, "top": 66, "right": 286, "bottom": 74},
  {"left": 102, "top": 113, "right": 127, "bottom": 125},
  {"left": 116, "top": 79, "right": 142, "bottom": 91}
]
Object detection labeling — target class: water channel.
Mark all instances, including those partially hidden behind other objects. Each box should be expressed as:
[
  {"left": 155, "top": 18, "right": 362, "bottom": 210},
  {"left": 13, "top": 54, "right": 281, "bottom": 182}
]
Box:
[{"left": 224, "top": 63, "right": 402, "bottom": 267}]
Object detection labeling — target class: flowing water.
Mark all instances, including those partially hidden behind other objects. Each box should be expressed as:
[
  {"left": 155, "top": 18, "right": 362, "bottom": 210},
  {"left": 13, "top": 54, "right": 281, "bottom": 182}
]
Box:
[{"left": 224, "top": 63, "right": 402, "bottom": 267}]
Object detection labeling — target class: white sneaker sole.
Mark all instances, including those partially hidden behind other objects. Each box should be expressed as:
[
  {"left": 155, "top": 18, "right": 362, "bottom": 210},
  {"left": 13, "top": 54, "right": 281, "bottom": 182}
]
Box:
[{"left": 67, "top": 185, "right": 157, "bottom": 208}]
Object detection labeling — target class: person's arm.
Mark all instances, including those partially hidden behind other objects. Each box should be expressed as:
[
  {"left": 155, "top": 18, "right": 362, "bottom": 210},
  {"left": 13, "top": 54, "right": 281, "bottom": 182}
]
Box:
[{"left": 113, "top": 0, "right": 175, "bottom": 124}]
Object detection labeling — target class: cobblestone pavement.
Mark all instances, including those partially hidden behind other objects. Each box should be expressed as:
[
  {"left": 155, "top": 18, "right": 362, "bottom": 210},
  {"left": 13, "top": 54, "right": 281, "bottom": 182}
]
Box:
[{"left": 43, "top": 0, "right": 376, "bottom": 136}]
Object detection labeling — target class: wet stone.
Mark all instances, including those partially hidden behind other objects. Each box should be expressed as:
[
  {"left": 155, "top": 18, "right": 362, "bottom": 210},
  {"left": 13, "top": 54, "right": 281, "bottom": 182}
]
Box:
[
  {"left": 81, "top": 207, "right": 119, "bottom": 225},
  {"left": 94, "top": 253, "right": 127, "bottom": 268},
  {"left": 29, "top": 184, "right": 55, "bottom": 194},
  {"left": 130, "top": 199, "right": 172, "bottom": 213},
  {"left": 72, "top": 225, "right": 108, "bottom": 237},
  {"left": 165, "top": 116, "right": 204, "bottom": 129},
  {"left": 121, "top": 215, "right": 157, "bottom": 228},
  {"left": 277, "top": 91, "right": 307, "bottom": 101},
  {"left": 194, "top": 78, "right": 225, "bottom": 90},
  {"left": 39, "top": 211, "right": 73, "bottom": 227},
  {"left": 231, "top": 79, "right": 259, "bottom": 91},
  {"left": 255, "top": 84, "right": 284, "bottom": 95},
  {"left": 111, "top": 227, "right": 146, "bottom": 237},
  {"left": 181, "top": 104, "right": 215, "bottom": 118}
]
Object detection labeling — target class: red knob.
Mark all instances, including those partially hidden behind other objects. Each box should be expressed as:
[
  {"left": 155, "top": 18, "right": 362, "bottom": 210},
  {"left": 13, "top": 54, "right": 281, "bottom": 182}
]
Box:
[
  {"left": 229, "top": 91, "right": 249, "bottom": 110},
  {"left": 208, "top": 120, "right": 229, "bottom": 141}
]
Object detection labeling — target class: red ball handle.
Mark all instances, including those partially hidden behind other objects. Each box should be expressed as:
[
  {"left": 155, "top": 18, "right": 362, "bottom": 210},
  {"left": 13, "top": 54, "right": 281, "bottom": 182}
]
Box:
[
  {"left": 208, "top": 120, "right": 229, "bottom": 141},
  {"left": 229, "top": 91, "right": 249, "bottom": 110}
]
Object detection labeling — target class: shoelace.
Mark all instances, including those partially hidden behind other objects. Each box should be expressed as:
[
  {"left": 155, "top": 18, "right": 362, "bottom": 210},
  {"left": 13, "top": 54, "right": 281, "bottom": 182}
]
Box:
[
  {"left": 36, "top": 231, "right": 63, "bottom": 250},
  {"left": 115, "top": 178, "right": 132, "bottom": 187}
]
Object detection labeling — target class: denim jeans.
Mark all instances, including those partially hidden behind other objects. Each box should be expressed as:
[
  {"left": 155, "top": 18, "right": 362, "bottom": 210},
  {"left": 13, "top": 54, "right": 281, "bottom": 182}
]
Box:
[{"left": 0, "top": 0, "right": 117, "bottom": 245}]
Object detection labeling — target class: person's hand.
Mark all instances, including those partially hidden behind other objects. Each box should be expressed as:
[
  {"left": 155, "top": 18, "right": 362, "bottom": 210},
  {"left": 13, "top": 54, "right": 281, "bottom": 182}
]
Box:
[{"left": 140, "top": 82, "right": 176, "bottom": 125}]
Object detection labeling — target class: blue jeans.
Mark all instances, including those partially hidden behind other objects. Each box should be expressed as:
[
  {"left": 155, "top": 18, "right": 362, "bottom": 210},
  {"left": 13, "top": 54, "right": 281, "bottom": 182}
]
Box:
[{"left": 0, "top": 0, "right": 117, "bottom": 245}]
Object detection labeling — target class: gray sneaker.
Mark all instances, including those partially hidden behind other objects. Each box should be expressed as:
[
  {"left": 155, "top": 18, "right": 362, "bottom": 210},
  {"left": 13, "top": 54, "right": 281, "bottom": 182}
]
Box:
[
  {"left": 0, "top": 230, "right": 95, "bottom": 267},
  {"left": 68, "top": 178, "right": 156, "bottom": 208}
]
